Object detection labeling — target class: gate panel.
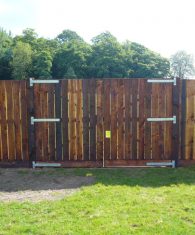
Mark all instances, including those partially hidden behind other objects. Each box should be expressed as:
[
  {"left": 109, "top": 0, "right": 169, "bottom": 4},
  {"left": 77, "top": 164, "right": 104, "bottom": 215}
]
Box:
[{"left": 31, "top": 78, "right": 178, "bottom": 166}]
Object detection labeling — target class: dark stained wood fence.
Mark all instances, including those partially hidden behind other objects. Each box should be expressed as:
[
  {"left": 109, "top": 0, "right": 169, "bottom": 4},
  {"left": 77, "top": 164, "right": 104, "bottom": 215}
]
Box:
[
  {"left": 0, "top": 78, "right": 195, "bottom": 167},
  {"left": 0, "top": 80, "right": 29, "bottom": 163}
]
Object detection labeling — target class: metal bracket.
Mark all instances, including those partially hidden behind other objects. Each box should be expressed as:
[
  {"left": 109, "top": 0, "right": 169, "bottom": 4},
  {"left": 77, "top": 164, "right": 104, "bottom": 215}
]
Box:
[
  {"left": 147, "top": 115, "right": 176, "bottom": 124},
  {"left": 32, "top": 161, "right": 61, "bottom": 169},
  {"left": 147, "top": 77, "right": 176, "bottom": 86},
  {"left": 31, "top": 117, "right": 60, "bottom": 125},
  {"left": 30, "top": 78, "right": 59, "bottom": 87},
  {"left": 146, "top": 160, "right": 175, "bottom": 168}
]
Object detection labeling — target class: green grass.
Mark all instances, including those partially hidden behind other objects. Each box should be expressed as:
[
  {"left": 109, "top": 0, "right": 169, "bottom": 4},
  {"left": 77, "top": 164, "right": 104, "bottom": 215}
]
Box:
[{"left": 1, "top": 167, "right": 195, "bottom": 234}]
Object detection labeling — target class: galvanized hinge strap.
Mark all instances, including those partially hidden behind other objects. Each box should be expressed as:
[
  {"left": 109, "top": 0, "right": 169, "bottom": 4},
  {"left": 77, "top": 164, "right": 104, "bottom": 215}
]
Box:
[
  {"left": 147, "top": 77, "right": 176, "bottom": 86},
  {"left": 30, "top": 78, "right": 59, "bottom": 87},
  {"left": 31, "top": 117, "right": 60, "bottom": 125},
  {"left": 32, "top": 161, "right": 61, "bottom": 169},
  {"left": 146, "top": 160, "right": 175, "bottom": 168},
  {"left": 147, "top": 115, "right": 176, "bottom": 124}
]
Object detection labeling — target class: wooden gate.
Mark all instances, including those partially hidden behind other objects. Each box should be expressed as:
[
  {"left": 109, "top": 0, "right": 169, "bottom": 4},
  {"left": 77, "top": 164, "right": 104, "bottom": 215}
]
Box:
[{"left": 29, "top": 78, "right": 180, "bottom": 167}]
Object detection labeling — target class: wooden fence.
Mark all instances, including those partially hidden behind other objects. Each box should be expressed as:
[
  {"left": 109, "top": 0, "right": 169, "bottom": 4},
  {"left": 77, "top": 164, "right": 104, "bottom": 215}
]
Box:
[{"left": 0, "top": 78, "right": 194, "bottom": 167}]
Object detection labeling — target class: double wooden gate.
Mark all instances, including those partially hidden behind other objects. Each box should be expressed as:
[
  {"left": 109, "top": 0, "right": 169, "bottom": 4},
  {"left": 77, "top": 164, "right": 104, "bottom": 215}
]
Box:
[{"left": 29, "top": 78, "right": 180, "bottom": 167}]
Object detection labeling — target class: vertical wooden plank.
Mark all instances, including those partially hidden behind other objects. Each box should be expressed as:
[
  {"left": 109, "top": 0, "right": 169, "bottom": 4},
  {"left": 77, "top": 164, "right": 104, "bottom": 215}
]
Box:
[
  {"left": 47, "top": 84, "right": 55, "bottom": 161},
  {"left": 124, "top": 79, "right": 132, "bottom": 160},
  {"left": 151, "top": 83, "right": 160, "bottom": 160},
  {"left": 89, "top": 79, "right": 96, "bottom": 161},
  {"left": 20, "top": 81, "right": 29, "bottom": 161},
  {"left": 118, "top": 79, "right": 125, "bottom": 159},
  {"left": 69, "top": 80, "right": 77, "bottom": 160},
  {"left": 5, "top": 81, "right": 15, "bottom": 161},
  {"left": 41, "top": 84, "right": 49, "bottom": 161},
  {"left": 96, "top": 80, "right": 103, "bottom": 161},
  {"left": 0, "top": 81, "right": 8, "bottom": 160},
  {"left": 144, "top": 80, "right": 152, "bottom": 160},
  {"left": 158, "top": 83, "right": 165, "bottom": 159},
  {"left": 34, "top": 84, "right": 42, "bottom": 161},
  {"left": 172, "top": 78, "right": 180, "bottom": 166},
  {"left": 13, "top": 82, "right": 22, "bottom": 161},
  {"left": 55, "top": 80, "right": 62, "bottom": 161},
  {"left": 180, "top": 79, "right": 186, "bottom": 160},
  {"left": 138, "top": 79, "right": 145, "bottom": 160},
  {"left": 110, "top": 80, "right": 118, "bottom": 160},
  {"left": 132, "top": 79, "right": 138, "bottom": 160},
  {"left": 39, "top": 85, "right": 44, "bottom": 161},
  {"left": 76, "top": 80, "right": 83, "bottom": 160},
  {"left": 103, "top": 80, "right": 111, "bottom": 160},
  {"left": 185, "top": 80, "right": 195, "bottom": 160},
  {"left": 28, "top": 79, "right": 35, "bottom": 165},
  {"left": 82, "top": 80, "right": 90, "bottom": 160},
  {"left": 61, "top": 80, "right": 69, "bottom": 161},
  {"left": 164, "top": 84, "right": 173, "bottom": 159}
]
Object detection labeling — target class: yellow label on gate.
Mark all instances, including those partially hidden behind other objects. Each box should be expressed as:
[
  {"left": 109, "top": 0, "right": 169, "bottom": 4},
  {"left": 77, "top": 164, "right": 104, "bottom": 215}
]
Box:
[{"left": 105, "top": 131, "right": 111, "bottom": 138}]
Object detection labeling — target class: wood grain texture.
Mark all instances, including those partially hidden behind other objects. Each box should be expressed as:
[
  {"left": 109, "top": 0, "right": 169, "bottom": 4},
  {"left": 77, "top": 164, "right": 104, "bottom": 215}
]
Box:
[
  {"left": 103, "top": 80, "right": 111, "bottom": 160},
  {"left": 96, "top": 80, "right": 103, "bottom": 161},
  {"left": 110, "top": 80, "right": 118, "bottom": 160},
  {"left": 82, "top": 80, "right": 90, "bottom": 160},
  {"left": 61, "top": 80, "right": 69, "bottom": 160},
  {"left": 2, "top": 78, "right": 195, "bottom": 166}
]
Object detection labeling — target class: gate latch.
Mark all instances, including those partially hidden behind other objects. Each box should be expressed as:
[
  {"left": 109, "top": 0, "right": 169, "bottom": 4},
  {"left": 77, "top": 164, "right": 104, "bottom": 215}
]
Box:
[
  {"left": 31, "top": 117, "right": 60, "bottom": 125},
  {"left": 147, "top": 115, "right": 176, "bottom": 124}
]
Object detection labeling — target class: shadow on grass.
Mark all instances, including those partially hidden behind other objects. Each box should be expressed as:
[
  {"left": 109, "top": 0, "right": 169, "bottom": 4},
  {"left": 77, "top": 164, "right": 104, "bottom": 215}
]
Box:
[{"left": 0, "top": 167, "right": 195, "bottom": 192}]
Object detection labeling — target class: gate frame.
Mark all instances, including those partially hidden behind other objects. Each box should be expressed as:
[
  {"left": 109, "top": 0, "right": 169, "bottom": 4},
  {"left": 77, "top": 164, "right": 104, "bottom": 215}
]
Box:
[{"left": 28, "top": 77, "right": 180, "bottom": 168}]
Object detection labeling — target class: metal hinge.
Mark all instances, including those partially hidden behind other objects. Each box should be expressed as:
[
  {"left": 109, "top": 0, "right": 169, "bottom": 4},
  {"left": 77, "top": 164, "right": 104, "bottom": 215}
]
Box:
[
  {"left": 147, "top": 115, "right": 176, "bottom": 124},
  {"left": 147, "top": 77, "right": 176, "bottom": 86},
  {"left": 30, "top": 78, "right": 59, "bottom": 87},
  {"left": 31, "top": 117, "right": 60, "bottom": 125},
  {"left": 32, "top": 161, "right": 61, "bottom": 169},
  {"left": 146, "top": 160, "right": 175, "bottom": 168}
]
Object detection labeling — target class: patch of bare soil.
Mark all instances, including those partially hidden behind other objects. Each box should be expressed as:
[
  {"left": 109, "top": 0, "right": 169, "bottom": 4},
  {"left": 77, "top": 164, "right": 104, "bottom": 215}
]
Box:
[{"left": 0, "top": 168, "right": 95, "bottom": 202}]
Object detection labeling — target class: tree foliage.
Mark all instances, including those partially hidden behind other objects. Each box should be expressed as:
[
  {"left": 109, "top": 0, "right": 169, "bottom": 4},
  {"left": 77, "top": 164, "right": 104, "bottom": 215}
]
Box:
[
  {"left": 0, "top": 28, "right": 170, "bottom": 80},
  {"left": 11, "top": 41, "right": 32, "bottom": 80},
  {"left": 32, "top": 50, "right": 52, "bottom": 78},
  {"left": 170, "top": 51, "right": 195, "bottom": 78},
  {"left": 88, "top": 32, "right": 126, "bottom": 78}
]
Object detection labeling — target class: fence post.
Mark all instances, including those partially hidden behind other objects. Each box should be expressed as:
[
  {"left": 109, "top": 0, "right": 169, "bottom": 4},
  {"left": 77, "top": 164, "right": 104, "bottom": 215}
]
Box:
[
  {"left": 172, "top": 77, "right": 180, "bottom": 167},
  {"left": 28, "top": 78, "right": 35, "bottom": 167}
]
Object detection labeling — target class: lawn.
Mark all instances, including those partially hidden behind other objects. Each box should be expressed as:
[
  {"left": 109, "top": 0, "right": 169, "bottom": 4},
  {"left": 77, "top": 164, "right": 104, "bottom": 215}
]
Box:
[{"left": 0, "top": 167, "right": 195, "bottom": 235}]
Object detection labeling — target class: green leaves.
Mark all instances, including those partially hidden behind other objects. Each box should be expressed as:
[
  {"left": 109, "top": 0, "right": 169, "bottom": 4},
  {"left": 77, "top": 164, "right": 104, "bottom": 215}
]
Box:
[
  {"left": 32, "top": 50, "right": 52, "bottom": 79},
  {"left": 0, "top": 28, "right": 170, "bottom": 80},
  {"left": 10, "top": 41, "right": 32, "bottom": 80},
  {"left": 52, "top": 40, "right": 91, "bottom": 78}
]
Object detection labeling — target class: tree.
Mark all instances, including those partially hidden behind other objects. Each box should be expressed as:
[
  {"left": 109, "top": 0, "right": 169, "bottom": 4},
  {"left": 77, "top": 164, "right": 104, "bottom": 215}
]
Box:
[
  {"left": 52, "top": 40, "right": 91, "bottom": 78},
  {"left": 0, "top": 28, "right": 13, "bottom": 80},
  {"left": 123, "top": 41, "right": 170, "bottom": 78},
  {"left": 56, "top": 30, "right": 84, "bottom": 43},
  {"left": 64, "top": 66, "right": 77, "bottom": 78},
  {"left": 170, "top": 51, "right": 195, "bottom": 78},
  {"left": 13, "top": 28, "right": 38, "bottom": 50},
  {"left": 11, "top": 41, "right": 32, "bottom": 80},
  {"left": 32, "top": 50, "right": 52, "bottom": 78},
  {"left": 88, "top": 32, "right": 126, "bottom": 78}
]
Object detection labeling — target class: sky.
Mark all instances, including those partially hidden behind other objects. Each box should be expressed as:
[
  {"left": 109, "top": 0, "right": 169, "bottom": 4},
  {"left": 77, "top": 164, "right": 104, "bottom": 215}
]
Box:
[{"left": 0, "top": 0, "right": 195, "bottom": 59}]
